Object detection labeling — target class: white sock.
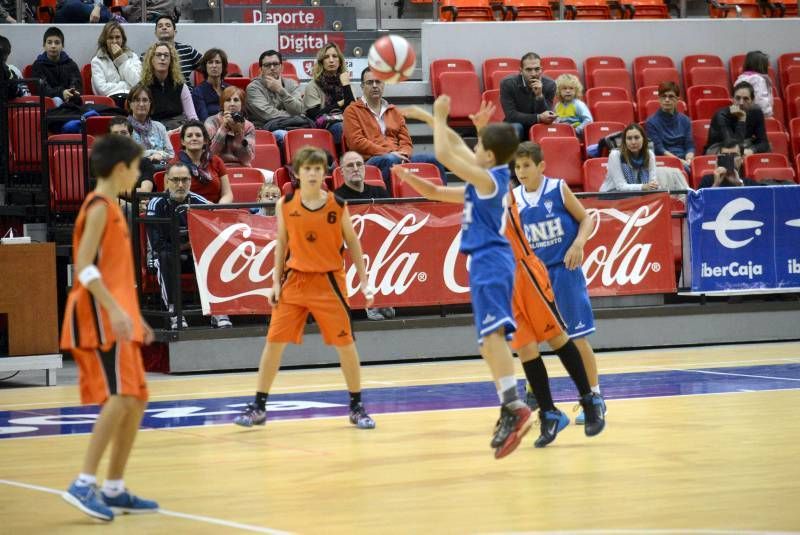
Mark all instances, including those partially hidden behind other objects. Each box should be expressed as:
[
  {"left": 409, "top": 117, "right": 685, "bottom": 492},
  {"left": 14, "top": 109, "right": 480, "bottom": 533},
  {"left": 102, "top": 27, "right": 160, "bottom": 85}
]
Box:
[
  {"left": 102, "top": 479, "right": 125, "bottom": 497},
  {"left": 591, "top": 385, "right": 601, "bottom": 395},
  {"left": 75, "top": 473, "right": 96, "bottom": 487},
  {"left": 497, "top": 375, "right": 519, "bottom": 405}
]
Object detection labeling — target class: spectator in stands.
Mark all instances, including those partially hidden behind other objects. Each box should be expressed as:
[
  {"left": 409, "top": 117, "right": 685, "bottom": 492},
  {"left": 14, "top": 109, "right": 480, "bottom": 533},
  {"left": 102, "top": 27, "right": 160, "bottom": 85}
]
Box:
[
  {"left": 553, "top": 73, "right": 592, "bottom": 137},
  {"left": 705, "top": 81, "right": 769, "bottom": 156},
  {"left": 127, "top": 83, "right": 173, "bottom": 170},
  {"left": 344, "top": 67, "right": 445, "bottom": 189},
  {"left": 91, "top": 21, "right": 142, "bottom": 109},
  {"left": 334, "top": 151, "right": 389, "bottom": 200},
  {"left": 698, "top": 140, "right": 759, "bottom": 188},
  {"left": 141, "top": 41, "right": 197, "bottom": 130},
  {"left": 0, "top": 34, "right": 28, "bottom": 98},
  {"left": 146, "top": 162, "right": 233, "bottom": 329},
  {"left": 124, "top": 0, "right": 179, "bottom": 23},
  {"left": 205, "top": 86, "right": 256, "bottom": 167},
  {"left": 108, "top": 116, "right": 156, "bottom": 212},
  {"left": 500, "top": 52, "right": 557, "bottom": 140},
  {"left": 32, "top": 27, "right": 82, "bottom": 107},
  {"left": 0, "top": 0, "right": 31, "bottom": 23},
  {"left": 54, "top": 0, "right": 110, "bottom": 23},
  {"left": 147, "top": 15, "right": 200, "bottom": 86},
  {"left": 645, "top": 81, "right": 694, "bottom": 172},
  {"left": 734, "top": 51, "right": 773, "bottom": 118},
  {"left": 253, "top": 182, "right": 281, "bottom": 216},
  {"left": 173, "top": 119, "right": 233, "bottom": 204},
  {"left": 303, "top": 43, "right": 354, "bottom": 145},
  {"left": 246, "top": 49, "right": 306, "bottom": 147},
  {"left": 192, "top": 48, "right": 229, "bottom": 122},
  {"left": 600, "top": 123, "right": 660, "bottom": 192}
]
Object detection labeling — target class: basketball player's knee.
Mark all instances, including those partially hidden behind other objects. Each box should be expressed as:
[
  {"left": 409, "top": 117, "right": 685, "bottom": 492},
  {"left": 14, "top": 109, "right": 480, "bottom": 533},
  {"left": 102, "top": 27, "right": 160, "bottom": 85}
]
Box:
[
  {"left": 546, "top": 332, "right": 569, "bottom": 351},
  {"left": 517, "top": 344, "right": 541, "bottom": 363}
]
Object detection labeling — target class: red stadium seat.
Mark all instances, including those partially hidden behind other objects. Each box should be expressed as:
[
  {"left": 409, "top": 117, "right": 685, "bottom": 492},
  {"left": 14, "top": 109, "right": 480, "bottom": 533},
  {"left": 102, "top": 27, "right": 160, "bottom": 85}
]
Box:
[
  {"left": 620, "top": 0, "right": 671, "bottom": 18},
  {"left": 583, "top": 56, "right": 625, "bottom": 87},
  {"left": 48, "top": 133, "right": 96, "bottom": 145},
  {"left": 439, "top": 0, "right": 497, "bottom": 21},
  {"left": 81, "top": 95, "right": 115, "bottom": 107},
  {"left": 480, "top": 90, "right": 506, "bottom": 122},
  {"left": 541, "top": 57, "right": 578, "bottom": 72},
  {"left": 169, "top": 130, "right": 182, "bottom": 155},
  {"left": 252, "top": 144, "right": 282, "bottom": 171},
  {"left": 503, "top": 0, "right": 555, "bottom": 19},
  {"left": 744, "top": 153, "right": 789, "bottom": 177},
  {"left": 332, "top": 165, "right": 385, "bottom": 189},
  {"left": 583, "top": 121, "right": 626, "bottom": 153},
  {"left": 224, "top": 77, "right": 250, "bottom": 91},
  {"left": 636, "top": 85, "right": 660, "bottom": 120},
  {"left": 779, "top": 53, "right": 800, "bottom": 88},
  {"left": 790, "top": 117, "right": 800, "bottom": 158},
  {"left": 691, "top": 155, "right": 718, "bottom": 188},
  {"left": 37, "top": 0, "right": 56, "bottom": 22},
  {"left": 765, "top": 117, "right": 784, "bottom": 133},
  {"left": 530, "top": 123, "right": 575, "bottom": 142},
  {"left": 655, "top": 155, "right": 686, "bottom": 175},
  {"left": 539, "top": 137, "right": 583, "bottom": 189},
  {"left": 687, "top": 66, "right": 729, "bottom": 90},
  {"left": 763, "top": 0, "right": 798, "bottom": 16},
  {"left": 255, "top": 130, "right": 277, "bottom": 145},
  {"left": 633, "top": 56, "right": 675, "bottom": 88},
  {"left": 766, "top": 131, "right": 790, "bottom": 158},
  {"left": 84, "top": 115, "right": 114, "bottom": 136},
  {"left": 589, "top": 68, "right": 633, "bottom": 95},
  {"left": 682, "top": 54, "right": 724, "bottom": 90},
  {"left": 753, "top": 167, "right": 796, "bottom": 182},
  {"left": 772, "top": 96, "right": 786, "bottom": 128},
  {"left": 81, "top": 64, "right": 94, "bottom": 96},
  {"left": 693, "top": 98, "right": 731, "bottom": 121},
  {"left": 691, "top": 120, "right": 711, "bottom": 155},
  {"left": 563, "top": 0, "right": 612, "bottom": 19},
  {"left": 439, "top": 71, "right": 482, "bottom": 127},
  {"left": 783, "top": 65, "right": 800, "bottom": 89},
  {"left": 543, "top": 69, "right": 582, "bottom": 86},
  {"left": 153, "top": 171, "right": 165, "bottom": 191},
  {"left": 49, "top": 145, "right": 89, "bottom": 212},
  {"left": 640, "top": 67, "right": 681, "bottom": 92},
  {"left": 391, "top": 164, "right": 444, "bottom": 197},
  {"left": 590, "top": 101, "right": 635, "bottom": 124},
  {"left": 274, "top": 167, "right": 293, "bottom": 191},
  {"left": 227, "top": 167, "right": 264, "bottom": 184},
  {"left": 482, "top": 57, "right": 517, "bottom": 90},
  {"left": 489, "top": 70, "right": 518, "bottom": 91},
  {"left": 284, "top": 129, "right": 339, "bottom": 166},
  {"left": 686, "top": 85, "right": 730, "bottom": 117},
  {"left": 430, "top": 58, "right": 475, "bottom": 97},
  {"left": 586, "top": 87, "right": 631, "bottom": 109},
  {"left": 582, "top": 158, "right": 609, "bottom": 192},
  {"left": 707, "top": 0, "right": 762, "bottom": 18},
  {"left": 785, "top": 84, "right": 800, "bottom": 119},
  {"left": 230, "top": 182, "right": 262, "bottom": 203},
  {"left": 8, "top": 106, "right": 46, "bottom": 173}
]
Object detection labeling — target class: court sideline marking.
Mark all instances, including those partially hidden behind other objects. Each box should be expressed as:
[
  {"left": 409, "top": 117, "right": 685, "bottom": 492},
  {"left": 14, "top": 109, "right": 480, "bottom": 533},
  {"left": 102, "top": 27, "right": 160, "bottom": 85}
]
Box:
[{"left": 0, "top": 478, "right": 292, "bottom": 534}]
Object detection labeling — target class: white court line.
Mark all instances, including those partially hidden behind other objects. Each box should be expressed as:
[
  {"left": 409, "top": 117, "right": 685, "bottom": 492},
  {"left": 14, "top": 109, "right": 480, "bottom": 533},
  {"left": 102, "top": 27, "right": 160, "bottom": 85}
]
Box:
[
  {"left": 483, "top": 530, "right": 800, "bottom": 534},
  {"left": 0, "top": 478, "right": 292, "bottom": 534},
  {"left": 678, "top": 369, "right": 800, "bottom": 382}
]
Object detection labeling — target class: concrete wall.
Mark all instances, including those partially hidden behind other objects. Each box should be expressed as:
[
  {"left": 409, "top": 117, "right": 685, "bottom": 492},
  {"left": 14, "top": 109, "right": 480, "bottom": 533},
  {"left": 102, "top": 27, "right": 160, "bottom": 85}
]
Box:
[
  {"left": 1, "top": 23, "right": 278, "bottom": 73},
  {"left": 421, "top": 19, "right": 800, "bottom": 83}
]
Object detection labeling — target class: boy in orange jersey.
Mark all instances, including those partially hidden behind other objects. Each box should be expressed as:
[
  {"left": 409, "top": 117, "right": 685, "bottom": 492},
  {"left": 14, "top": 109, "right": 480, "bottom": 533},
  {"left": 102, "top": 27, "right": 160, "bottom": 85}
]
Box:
[
  {"left": 60, "top": 134, "right": 158, "bottom": 522},
  {"left": 234, "top": 146, "right": 377, "bottom": 429}
]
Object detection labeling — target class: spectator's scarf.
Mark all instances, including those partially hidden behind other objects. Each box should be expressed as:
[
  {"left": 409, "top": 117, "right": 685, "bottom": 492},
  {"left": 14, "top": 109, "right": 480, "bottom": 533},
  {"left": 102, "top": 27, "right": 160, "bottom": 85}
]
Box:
[
  {"left": 178, "top": 149, "right": 213, "bottom": 184},
  {"left": 319, "top": 72, "right": 344, "bottom": 108},
  {"left": 621, "top": 154, "right": 650, "bottom": 185},
  {"left": 128, "top": 116, "right": 156, "bottom": 150}
]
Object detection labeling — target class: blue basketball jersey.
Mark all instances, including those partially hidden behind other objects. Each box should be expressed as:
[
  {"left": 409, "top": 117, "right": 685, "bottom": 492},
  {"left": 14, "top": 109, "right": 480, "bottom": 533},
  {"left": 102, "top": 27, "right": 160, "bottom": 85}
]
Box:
[
  {"left": 512, "top": 177, "right": 579, "bottom": 267},
  {"left": 460, "top": 165, "right": 511, "bottom": 255}
]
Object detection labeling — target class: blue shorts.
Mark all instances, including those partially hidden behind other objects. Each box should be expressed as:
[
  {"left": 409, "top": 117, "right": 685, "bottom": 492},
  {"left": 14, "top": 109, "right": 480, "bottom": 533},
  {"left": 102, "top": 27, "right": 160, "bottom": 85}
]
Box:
[
  {"left": 548, "top": 263, "right": 595, "bottom": 338},
  {"left": 469, "top": 248, "right": 516, "bottom": 344}
]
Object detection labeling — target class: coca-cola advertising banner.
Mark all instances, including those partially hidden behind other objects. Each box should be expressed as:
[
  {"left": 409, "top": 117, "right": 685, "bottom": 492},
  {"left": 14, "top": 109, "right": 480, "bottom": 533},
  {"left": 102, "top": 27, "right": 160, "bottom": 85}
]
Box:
[{"left": 188, "top": 195, "right": 675, "bottom": 316}]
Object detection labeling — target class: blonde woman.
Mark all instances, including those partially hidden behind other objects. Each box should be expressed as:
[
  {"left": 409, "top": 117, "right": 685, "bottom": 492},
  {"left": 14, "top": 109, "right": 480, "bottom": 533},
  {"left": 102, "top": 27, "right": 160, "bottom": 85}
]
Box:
[
  {"left": 302, "top": 43, "right": 354, "bottom": 144},
  {"left": 90, "top": 21, "right": 141, "bottom": 108},
  {"left": 141, "top": 41, "right": 197, "bottom": 130},
  {"left": 553, "top": 73, "right": 592, "bottom": 136}
]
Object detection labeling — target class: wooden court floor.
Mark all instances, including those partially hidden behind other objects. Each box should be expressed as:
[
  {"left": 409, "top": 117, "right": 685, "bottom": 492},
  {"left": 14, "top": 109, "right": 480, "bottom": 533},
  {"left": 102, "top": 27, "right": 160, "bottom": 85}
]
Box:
[{"left": 1, "top": 341, "right": 799, "bottom": 534}]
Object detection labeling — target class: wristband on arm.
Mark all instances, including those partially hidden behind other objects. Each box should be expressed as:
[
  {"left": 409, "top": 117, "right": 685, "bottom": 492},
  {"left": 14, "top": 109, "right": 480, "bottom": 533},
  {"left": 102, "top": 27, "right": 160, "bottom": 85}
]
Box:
[{"left": 78, "top": 265, "right": 102, "bottom": 286}]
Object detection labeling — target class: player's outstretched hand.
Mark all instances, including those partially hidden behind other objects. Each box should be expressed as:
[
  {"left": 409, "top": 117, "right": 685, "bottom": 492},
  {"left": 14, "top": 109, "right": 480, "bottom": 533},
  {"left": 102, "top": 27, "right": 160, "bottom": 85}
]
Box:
[
  {"left": 400, "top": 106, "right": 433, "bottom": 125},
  {"left": 268, "top": 283, "right": 281, "bottom": 307},
  {"left": 469, "top": 100, "right": 496, "bottom": 131},
  {"left": 564, "top": 243, "right": 584, "bottom": 270},
  {"left": 361, "top": 285, "right": 375, "bottom": 308},
  {"left": 141, "top": 317, "right": 155, "bottom": 345},
  {"left": 110, "top": 306, "right": 133, "bottom": 341},
  {"left": 432, "top": 95, "right": 451, "bottom": 118},
  {"left": 392, "top": 165, "right": 411, "bottom": 183}
]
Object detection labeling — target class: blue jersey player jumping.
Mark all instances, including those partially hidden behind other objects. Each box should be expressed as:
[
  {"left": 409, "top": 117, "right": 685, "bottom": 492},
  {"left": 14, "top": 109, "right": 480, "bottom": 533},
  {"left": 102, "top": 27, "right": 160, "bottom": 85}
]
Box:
[{"left": 396, "top": 97, "right": 532, "bottom": 459}]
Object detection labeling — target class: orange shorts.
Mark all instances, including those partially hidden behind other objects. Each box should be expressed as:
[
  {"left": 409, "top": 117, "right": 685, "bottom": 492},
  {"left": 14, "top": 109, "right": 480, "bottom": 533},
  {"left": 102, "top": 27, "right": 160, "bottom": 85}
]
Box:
[
  {"left": 510, "top": 254, "right": 566, "bottom": 350},
  {"left": 71, "top": 341, "right": 148, "bottom": 405},
  {"left": 267, "top": 270, "right": 354, "bottom": 346}
]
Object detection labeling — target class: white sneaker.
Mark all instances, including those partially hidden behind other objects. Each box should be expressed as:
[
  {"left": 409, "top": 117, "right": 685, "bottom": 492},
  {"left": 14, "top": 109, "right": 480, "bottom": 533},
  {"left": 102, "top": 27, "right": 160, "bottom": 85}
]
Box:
[
  {"left": 170, "top": 316, "right": 188, "bottom": 330},
  {"left": 211, "top": 315, "right": 232, "bottom": 328},
  {"left": 366, "top": 308, "right": 384, "bottom": 321}
]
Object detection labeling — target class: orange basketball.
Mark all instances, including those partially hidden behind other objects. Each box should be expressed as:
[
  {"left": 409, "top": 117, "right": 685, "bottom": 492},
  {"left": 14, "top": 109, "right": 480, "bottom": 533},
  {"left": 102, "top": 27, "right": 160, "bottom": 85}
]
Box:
[{"left": 367, "top": 35, "right": 416, "bottom": 84}]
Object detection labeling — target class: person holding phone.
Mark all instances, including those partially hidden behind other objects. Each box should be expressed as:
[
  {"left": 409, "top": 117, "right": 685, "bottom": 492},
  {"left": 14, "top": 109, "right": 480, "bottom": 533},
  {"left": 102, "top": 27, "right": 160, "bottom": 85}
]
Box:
[{"left": 698, "top": 140, "right": 759, "bottom": 188}]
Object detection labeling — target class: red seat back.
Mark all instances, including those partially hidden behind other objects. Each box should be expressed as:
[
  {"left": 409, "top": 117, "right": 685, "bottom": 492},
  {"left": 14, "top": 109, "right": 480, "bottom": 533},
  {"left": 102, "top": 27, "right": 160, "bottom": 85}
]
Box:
[
  {"left": 81, "top": 64, "right": 94, "bottom": 96},
  {"left": 284, "top": 129, "right": 338, "bottom": 166},
  {"left": 489, "top": 70, "right": 518, "bottom": 91},
  {"left": 582, "top": 157, "right": 609, "bottom": 192},
  {"left": 691, "top": 120, "right": 711, "bottom": 155},
  {"left": 481, "top": 90, "right": 506, "bottom": 122},
  {"left": 686, "top": 85, "right": 730, "bottom": 117},
  {"left": 252, "top": 144, "right": 282, "bottom": 171},
  {"left": 693, "top": 98, "right": 731, "bottom": 121},
  {"left": 640, "top": 67, "right": 681, "bottom": 92},
  {"left": 753, "top": 167, "right": 796, "bottom": 182},
  {"left": 539, "top": 137, "right": 583, "bottom": 189},
  {"left": 590, "top": 101, "right": 635, "bottom": 124},
  {"left": 230, "top": 181, "right": 262, "bottom": 202},
  {"left": 583, "top": 56, "right": 626, "bottom": 86},
  {"left": 439, "top": 71, "right": 482, "bottom": 123},
  {"left": 482, "top": 57, "right": 517, "bottom": 90},
  {"left": 682, "top": 54, "right": 724, "bottom": 90},
  {"left": 688, "top": 66, "right": 729, "bottom": 90},
  {"left": 589, "top": 68, "right": 633, "bottom": 95},
  {"left": 391, "top": 163, "right": 443, "bottom": 197},
  {"left": 530, "top": 123, "right": 575, "bottom": 142},
  {"left": 430, "top": 58, "right": 475, "bottom": 96},
  {"left": 690, "top": 155, "right": 718, "bottom": 188},
  {"left": 49, "top": 146, "right": 88, "bottom": 212},
  {"left": 766, "top": 131, "right": 790, "bottom": 158},
  {"left": 541, "top": 56, "right": 577, "bottom": 71},
  {"left": 583, "top": 121, "right": 626, "bottom": 152},
  {"left": 633, "top": 55, "right": 675, "bottom": 88},
  {"left": 744, "top": 153, "right": 789, "bottom": 176},
  {"left": 585, "top": 87, "right": 631, "bottom": 108}
]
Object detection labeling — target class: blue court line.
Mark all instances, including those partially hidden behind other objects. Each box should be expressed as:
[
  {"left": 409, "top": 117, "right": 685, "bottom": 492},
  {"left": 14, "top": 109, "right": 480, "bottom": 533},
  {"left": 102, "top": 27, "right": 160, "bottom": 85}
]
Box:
[{"left": 0, "top": 363, "right": 798, "bottom": 439}]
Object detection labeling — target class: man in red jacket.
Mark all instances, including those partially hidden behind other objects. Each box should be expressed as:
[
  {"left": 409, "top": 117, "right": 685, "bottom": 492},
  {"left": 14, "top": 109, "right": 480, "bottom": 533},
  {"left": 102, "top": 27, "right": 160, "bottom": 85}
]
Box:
[{"left": 343, "top": 67, "right": 445, "bottom": 192}]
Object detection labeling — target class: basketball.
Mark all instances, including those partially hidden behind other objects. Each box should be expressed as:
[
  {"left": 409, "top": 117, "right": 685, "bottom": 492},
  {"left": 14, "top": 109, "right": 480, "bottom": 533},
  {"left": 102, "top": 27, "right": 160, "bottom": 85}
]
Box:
[{"left": 367, "top": 35, "right": 416, "bottom": 84}]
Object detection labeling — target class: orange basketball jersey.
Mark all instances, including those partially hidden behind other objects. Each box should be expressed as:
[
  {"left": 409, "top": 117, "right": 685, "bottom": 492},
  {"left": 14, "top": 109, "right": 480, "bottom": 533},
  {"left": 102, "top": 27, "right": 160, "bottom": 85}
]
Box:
[
  {"left": 282, "top": 191, "right": 346, "bottom": 273},
  {"left": 61, "top": 192, "right": 144, "bottom": 350}
]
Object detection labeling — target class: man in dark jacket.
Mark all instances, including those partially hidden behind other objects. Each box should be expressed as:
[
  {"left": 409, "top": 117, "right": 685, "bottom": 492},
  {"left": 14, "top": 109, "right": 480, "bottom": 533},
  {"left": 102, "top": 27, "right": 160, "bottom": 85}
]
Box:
[
  {"left": 704, "top": 81, "right": 770, "bottom": 156},
  {"left": 31, "top": 27, "right": 82, "bottom": 107},
  {"left": 500, "top": 52, "right": 557, "bottom": 140}
]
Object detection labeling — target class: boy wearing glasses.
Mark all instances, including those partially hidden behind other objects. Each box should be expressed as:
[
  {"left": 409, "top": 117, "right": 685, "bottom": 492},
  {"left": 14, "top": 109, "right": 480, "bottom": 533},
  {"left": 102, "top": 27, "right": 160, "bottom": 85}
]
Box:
[
  {"left": 246, "top": 49, "right": 305, "bottom": 147},
  {"left": 645, "top": 81, "right": 695, "bottom": 172}
]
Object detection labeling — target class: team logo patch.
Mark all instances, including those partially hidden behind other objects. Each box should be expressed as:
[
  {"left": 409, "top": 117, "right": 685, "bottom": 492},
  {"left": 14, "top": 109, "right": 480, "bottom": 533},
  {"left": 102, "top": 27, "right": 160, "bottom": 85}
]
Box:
[
  {"left": 289, "top": 210, "right": 301, "bottom": 217},
  {"left": 544, "top": 200, "right": 553, "bottom": 215},
  {"left": 306, "top": 231, "right": 317, "bottom": 242}
]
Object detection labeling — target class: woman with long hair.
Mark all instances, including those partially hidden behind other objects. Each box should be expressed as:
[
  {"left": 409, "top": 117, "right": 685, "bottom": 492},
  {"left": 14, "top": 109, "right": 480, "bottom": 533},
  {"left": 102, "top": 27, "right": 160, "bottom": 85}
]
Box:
[
  {"left": 192, "top": 48, "right": 230, "bottom": 122},
  {"left": 141, "top": 41, "right": 197, "bottom": 130},
  {"left": 173, "top": 120, "right": 233, "bottom": 204},
  {"left": 600, "top": 123, "right": 659, "bottom": 192},
  {"left": 90, "top": 21, "right": 141, "bottom": 108},
  {"left": 127, "top": 84, "right": 174, "bottom": 170},
  {"left": 302, "top": 43, "right": 354, "bottom": 144},
  {"left": 205, "top": 86, "right": 256, "bottom": 167},
  {"left": 734, "top": 50, "right": 773, "bottom": 118}
]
